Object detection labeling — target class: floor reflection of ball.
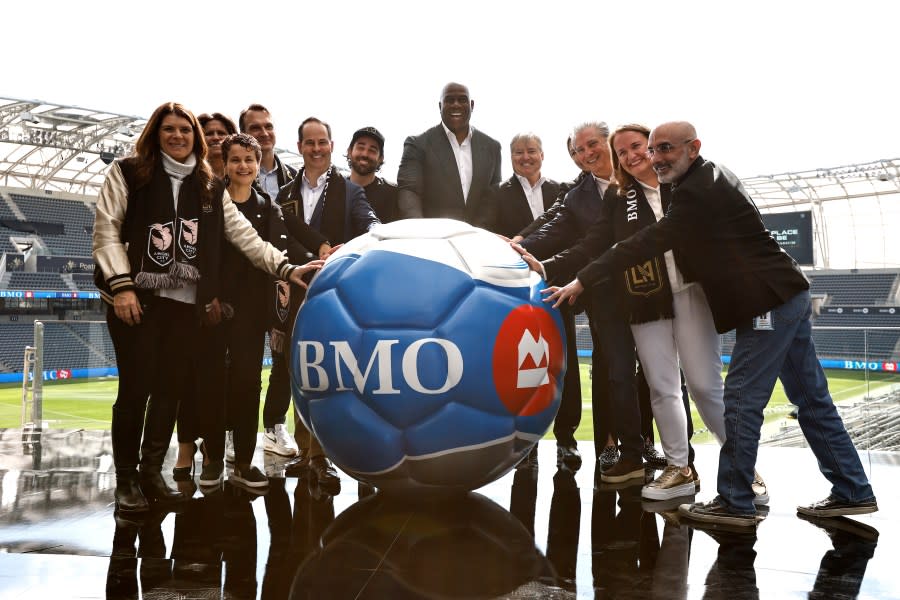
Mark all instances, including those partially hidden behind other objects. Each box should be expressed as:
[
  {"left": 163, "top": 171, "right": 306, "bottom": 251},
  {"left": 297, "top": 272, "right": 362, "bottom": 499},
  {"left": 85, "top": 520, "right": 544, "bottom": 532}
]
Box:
[{"left": 290, "top": 219, "right": 566, "bottom": 493}]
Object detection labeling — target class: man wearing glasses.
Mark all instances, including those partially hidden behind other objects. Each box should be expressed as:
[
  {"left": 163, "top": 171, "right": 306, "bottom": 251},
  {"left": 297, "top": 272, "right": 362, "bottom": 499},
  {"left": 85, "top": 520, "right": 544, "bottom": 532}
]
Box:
[{"left": 527, "top": 121, "right": 877, "bottom": 528}]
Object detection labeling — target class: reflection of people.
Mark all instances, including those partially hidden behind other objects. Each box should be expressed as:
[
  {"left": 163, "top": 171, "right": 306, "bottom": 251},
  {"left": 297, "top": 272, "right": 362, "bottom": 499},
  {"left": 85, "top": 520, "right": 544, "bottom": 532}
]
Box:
[
  {"left": 93, "top": 102, "right": 322, "bottom": 514},
  {"left": 700, "top": 529, "right": 759, "bottom": 600},
  {"left": 591, "top": 479, "right": 659, "bottom": 596},
  {"left": 798, "top": 514, "right": 879, "bottom": 599},
  {"left": 397, "top": 82, "right": 502, "bottom": 229},
  {"left": 534, "top": 121, "right": 877, "bottom": 526}
]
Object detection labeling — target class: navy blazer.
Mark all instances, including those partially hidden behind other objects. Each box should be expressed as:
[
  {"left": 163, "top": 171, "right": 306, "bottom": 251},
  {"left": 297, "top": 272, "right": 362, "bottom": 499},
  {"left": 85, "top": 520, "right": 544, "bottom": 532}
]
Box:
[
  {"left": 491, "top": 175, "right": 560, "bottom": 238},
  {"left": 576, "top": 157, "right": 809, "bottom": 333},
  {"left": 396, "top": 124, "right": 502, "bottom": 228},
  {"left": 522, "top": 174, "right": 616, "bottom": 261}
]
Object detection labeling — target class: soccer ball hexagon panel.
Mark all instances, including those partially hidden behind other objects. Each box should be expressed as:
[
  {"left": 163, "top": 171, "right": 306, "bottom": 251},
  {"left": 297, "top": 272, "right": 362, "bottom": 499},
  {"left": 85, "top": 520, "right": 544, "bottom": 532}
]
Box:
[{"left": 290, "top": 219, "right": 566, "bottom": 493}]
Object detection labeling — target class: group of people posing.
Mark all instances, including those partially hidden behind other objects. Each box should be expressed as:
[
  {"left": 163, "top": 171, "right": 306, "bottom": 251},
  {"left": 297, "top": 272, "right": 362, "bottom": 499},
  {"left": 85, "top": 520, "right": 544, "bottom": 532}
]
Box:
[{"left": 94, "top": 81, "right": 877, "bottom": 530}]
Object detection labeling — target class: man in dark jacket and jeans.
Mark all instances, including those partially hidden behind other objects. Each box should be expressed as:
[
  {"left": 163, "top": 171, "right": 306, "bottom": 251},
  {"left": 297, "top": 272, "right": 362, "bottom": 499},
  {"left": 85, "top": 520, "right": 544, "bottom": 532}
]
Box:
[{"left": 528, "top": 121, "right": 877, "bottom": 528}]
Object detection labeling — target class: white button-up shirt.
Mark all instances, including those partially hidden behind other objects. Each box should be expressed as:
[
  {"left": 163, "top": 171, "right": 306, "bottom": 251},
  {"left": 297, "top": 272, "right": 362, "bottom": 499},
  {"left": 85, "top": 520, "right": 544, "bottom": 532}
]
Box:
[
  {"left": 301, "top": 170, "right": 329, "bottom": 225},
  {"left": 515, "top": 173, "right": 548, "bottom": 219},
  {"left": 442, "top": 123, "right": 474, "bottom": 202}
]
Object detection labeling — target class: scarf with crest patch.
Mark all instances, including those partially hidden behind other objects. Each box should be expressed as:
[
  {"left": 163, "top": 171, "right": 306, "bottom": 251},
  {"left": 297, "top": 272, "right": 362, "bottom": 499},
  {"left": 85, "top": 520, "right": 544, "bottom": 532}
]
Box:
[
  {"left": 128, "top": 153, "right": 206, "bottom": 290},
  {"left": 614, "top": 182, "right": 676, "bottom": 324}
]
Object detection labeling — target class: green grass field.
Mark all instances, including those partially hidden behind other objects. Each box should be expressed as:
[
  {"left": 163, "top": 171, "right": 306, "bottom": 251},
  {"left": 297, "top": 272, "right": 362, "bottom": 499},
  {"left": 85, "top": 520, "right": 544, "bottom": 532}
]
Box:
[{"left": 1, "top": 361, "right": 897, "bottom": 442}]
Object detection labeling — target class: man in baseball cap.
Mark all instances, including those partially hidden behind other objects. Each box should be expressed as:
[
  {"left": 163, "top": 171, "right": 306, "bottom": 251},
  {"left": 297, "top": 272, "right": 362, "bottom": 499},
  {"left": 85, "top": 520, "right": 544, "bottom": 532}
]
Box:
[{"left": 346, "top": 126, "right": 398, "bottom": 222}]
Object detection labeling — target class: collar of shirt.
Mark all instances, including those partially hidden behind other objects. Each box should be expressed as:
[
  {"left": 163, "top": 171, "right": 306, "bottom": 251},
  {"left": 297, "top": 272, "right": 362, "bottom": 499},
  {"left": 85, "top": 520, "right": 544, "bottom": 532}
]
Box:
[
  {"left": 515, "top": 173, "right": 546, "bottom": 192},
  {"left": 516, "top": 173, "right": 548, "bottom": 220},
  {"left": 592, "top": 174, "right": 611, "bottom": 197},
  {"left": 300, "top": 169, "right": 329, "bottom": 224},
  {"left": 257, "top": 162, "right": 281, "bottom": 200}
]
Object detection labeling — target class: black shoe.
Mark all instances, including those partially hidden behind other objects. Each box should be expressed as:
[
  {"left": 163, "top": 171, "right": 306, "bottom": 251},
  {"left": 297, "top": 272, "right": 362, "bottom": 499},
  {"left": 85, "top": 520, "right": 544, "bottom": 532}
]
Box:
[
  {"left": 678, "top": 499, "right": 764, "bottom": 528},
  {"left": 556, "top": 442, "right": 582, "bottom": 470},
  {"left": 199, "top": 460, "right": 225, "bottom": 487},
  {"left": 797, "top": 495, "right": 878, "bottom": 518},
  {"left": 115, "top": 473, "right": 149, "bottom": 514},
  {"left": 308, "top": 456, "right": 341, "bottom": 496},
  {"left": 230, "top": 465, "right": 270, "bottom": 490},
  {"left": 597, "top": 445, "right": 619, "bottom": 471},
  {"left": 642, "top": 439, "right": 667, "bottom": 470},
  {"left": 139, "top": 470, "right": 186, "bottom": 504}
]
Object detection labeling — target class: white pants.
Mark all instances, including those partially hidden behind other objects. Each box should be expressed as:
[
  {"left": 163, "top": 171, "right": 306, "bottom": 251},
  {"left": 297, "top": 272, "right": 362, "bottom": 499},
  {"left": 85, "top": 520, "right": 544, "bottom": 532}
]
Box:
[{"left": 631, "top": 284, "right": 726, "bottom": 467}]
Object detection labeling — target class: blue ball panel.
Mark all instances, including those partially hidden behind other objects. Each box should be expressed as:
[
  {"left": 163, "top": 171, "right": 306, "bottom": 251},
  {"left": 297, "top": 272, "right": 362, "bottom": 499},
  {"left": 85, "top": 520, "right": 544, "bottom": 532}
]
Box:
[
  {"left": 308, "top": 391, "right": 405, "bottom": 473},
  {"left": 337, "top": 250, "right": 475, "bottom": 329},
  {"left": 405, "top": 402, "right": 515, "bottom": 456}
]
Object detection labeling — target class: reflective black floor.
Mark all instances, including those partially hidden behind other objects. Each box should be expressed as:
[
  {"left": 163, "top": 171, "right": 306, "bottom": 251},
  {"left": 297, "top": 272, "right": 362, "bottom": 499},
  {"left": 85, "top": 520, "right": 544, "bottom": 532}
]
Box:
[{"left": 0, "top": 430, "right": 895, "bottom": 599}]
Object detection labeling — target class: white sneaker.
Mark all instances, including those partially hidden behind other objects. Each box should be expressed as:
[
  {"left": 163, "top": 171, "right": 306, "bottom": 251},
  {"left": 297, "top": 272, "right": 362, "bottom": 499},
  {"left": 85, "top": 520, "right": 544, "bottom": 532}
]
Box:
[
  {"left": 264, "top": 423, "right": 299, "bottom": 457},
  {"left": 225, "top": 430, "right": 235, "bottom": 463}
]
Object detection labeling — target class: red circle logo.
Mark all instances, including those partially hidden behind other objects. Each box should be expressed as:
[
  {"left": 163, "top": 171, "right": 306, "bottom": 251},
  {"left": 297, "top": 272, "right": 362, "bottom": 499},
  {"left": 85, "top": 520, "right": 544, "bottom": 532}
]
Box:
[{"left": 492, "top": 305, "right": 565, "bottom": 416}]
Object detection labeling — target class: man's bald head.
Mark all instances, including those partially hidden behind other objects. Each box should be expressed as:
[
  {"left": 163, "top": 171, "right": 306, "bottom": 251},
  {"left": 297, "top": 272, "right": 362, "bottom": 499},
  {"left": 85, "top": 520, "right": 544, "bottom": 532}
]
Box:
[{"left": 648, "top": 121, "right": 701, "bottom": 184}]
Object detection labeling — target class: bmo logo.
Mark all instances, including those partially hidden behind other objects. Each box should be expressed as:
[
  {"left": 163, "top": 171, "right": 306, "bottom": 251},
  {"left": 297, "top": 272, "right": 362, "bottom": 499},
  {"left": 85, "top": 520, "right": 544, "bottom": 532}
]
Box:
[
  {"left": 493, "top": 305, "right": 565, "bottom": 416},
  {"left": 297, "top": 337, "right": 463, "bottom": 395},
  {"left": 288, "top": 218, "right": 566, "bottom": 493}
]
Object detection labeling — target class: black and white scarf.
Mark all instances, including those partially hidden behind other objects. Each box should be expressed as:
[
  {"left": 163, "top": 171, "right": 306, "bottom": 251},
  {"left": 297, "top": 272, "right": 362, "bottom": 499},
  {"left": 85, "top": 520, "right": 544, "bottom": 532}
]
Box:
[{"left": 133, "top": 152, "right": 203, "bottom": 289}]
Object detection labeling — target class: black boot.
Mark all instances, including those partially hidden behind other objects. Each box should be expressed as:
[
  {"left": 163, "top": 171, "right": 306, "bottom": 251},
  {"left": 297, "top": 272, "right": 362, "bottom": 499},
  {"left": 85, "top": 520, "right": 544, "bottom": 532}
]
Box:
[
  {"left": 115, "top": 471, "right": 149, "bottom": 514},
  {"left": 140, "top": 469, "right": 185, "bottom": 504}
]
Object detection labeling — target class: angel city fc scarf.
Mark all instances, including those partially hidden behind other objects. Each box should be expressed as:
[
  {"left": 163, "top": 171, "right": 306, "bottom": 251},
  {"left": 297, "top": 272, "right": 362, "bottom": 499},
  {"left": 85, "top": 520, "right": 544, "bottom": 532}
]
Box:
[
  {"left": 134, "top": 154, "right": 204, "bottom": 289},
  {"left": 617, "top": 183, "right": 675, "bottom": 325}
]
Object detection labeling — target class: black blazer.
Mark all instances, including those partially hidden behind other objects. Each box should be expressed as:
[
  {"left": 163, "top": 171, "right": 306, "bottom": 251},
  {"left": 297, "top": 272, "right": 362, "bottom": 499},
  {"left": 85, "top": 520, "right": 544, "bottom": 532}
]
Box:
[
  {"left": 491, "top": 175, "right": 560, "bottom": 238},
  {"left": 396, "top": 124, "right": 502, "bottom": 228},
  {"left": 573, "top": 157, "right": 809, "bottom": 333}
]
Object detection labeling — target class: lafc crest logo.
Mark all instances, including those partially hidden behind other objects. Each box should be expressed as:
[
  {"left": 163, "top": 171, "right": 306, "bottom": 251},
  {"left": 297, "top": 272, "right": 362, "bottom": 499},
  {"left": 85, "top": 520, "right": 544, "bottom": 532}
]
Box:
[
  {"left": 624, "top": 257, "right": 664, "bottom": 297},
  {"left": 147, "top": 222, "right": 174, "bottom": 266},
  {"left": 275, "top": 280, "right": 290, "bottom": 323}
]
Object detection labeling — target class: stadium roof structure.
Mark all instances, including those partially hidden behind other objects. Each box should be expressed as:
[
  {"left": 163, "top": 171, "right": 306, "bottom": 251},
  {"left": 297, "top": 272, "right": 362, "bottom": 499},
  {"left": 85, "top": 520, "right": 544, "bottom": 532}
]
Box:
[
  {"left": 741, "top": 159, "right": 900, "bottom": 269},
  {"left": 0, "top": 96, "right": 302, "bottom": 196},
  {"left": 1, "top": 96, "right": 897, "bottom": 269}
]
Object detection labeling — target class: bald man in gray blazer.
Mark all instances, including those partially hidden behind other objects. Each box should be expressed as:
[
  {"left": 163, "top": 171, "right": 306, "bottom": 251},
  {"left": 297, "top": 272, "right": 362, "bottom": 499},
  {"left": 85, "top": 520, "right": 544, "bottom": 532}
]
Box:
[{"left": 397, "top": 82, "right": 502, "bottom": 229}]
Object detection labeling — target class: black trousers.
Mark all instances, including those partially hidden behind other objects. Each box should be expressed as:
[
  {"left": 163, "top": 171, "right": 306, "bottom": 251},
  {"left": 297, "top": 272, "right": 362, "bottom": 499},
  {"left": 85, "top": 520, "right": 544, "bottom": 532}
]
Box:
[
  {"left": 107, "top": 297, "right": 196, "bottom": 474},
  {"left": 553, "top": 305, "right": 583, "bottom": 446},
  {"left": 224, "top": 313, "right": 267, "bottom": 466},
  {"left": 587, "top": 291, "right": 641, "bottom": 461}
]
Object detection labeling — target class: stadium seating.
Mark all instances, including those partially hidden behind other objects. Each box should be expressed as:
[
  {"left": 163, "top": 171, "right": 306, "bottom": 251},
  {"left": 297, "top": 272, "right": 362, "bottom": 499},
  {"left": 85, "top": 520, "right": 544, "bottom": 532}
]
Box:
[
  {"left": 8, "top": 272, "right": 71, "bottom": 291},
  {"left": 7, "top": 193, "right": 94, "bottom": 257},
  {"left": 807, "top": 271, "right": 898, "bottom": 305}
]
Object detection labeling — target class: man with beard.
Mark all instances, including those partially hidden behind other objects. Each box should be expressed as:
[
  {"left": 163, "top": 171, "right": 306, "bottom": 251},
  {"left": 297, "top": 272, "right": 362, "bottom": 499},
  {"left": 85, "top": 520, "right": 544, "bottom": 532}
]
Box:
[
  {"left": 397, "top": 82, "right": 502, "bottom": 229},
  {"left": 276, "top": 116, "right": 380, "bottom": 496},
  {"left": 346, "top": 126, "right": 398, "bottom": 223},
  {"left": 537, "top": 121, "right": 877, "bottom": 527}
]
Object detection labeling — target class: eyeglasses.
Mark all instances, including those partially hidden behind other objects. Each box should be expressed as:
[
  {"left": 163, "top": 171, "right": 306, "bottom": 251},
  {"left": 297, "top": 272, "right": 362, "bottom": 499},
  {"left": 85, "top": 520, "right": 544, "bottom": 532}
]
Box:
[{"left": 647, "top": 139, "right": 695, "bottom": 156}]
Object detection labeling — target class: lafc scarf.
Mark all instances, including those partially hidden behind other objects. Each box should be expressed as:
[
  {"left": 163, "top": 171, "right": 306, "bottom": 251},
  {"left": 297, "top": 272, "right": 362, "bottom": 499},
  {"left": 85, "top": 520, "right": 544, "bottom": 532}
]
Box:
[
  {"left": 132, "top": 154, "right": 204, "bottom": 290},
  {"left": 615, "top": 183, "right": 676, "bottom": 325}
]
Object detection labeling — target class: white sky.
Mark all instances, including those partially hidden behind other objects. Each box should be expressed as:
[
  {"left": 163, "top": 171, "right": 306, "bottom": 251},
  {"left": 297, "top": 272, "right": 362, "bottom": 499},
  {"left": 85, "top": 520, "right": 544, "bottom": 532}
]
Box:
[{"left": 3, "top": 0, "right": 899, "bottom": 184}]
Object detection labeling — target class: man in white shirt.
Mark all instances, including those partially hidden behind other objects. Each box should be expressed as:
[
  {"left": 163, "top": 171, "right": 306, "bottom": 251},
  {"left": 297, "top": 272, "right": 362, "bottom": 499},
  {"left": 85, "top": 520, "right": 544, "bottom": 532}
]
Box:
[
  {"left": 397, "top": 82, "right": 502, "bottom": 229},
  {"left": 492, "top": 133, "right": 560, "bottom": 238}
]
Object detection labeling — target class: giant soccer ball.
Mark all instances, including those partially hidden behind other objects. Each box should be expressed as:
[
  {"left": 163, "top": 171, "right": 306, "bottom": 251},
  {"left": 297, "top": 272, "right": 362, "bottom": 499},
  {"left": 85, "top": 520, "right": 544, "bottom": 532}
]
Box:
[{"left": 290, "top": 219, "right": 566, "bottom": 493}]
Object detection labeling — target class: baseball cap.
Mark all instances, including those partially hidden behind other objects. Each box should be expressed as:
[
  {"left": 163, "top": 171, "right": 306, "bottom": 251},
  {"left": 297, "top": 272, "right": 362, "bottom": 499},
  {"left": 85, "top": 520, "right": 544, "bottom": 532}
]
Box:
[{"left": 350, "top": 126, "right": 385, "bottom": 155}]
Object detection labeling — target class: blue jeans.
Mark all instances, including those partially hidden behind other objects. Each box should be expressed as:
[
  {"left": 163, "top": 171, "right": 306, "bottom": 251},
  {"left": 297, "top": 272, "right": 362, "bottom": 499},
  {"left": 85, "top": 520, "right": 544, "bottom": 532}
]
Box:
[{"left": 716, "top": 290, "right": 875, "bottom": 513}]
